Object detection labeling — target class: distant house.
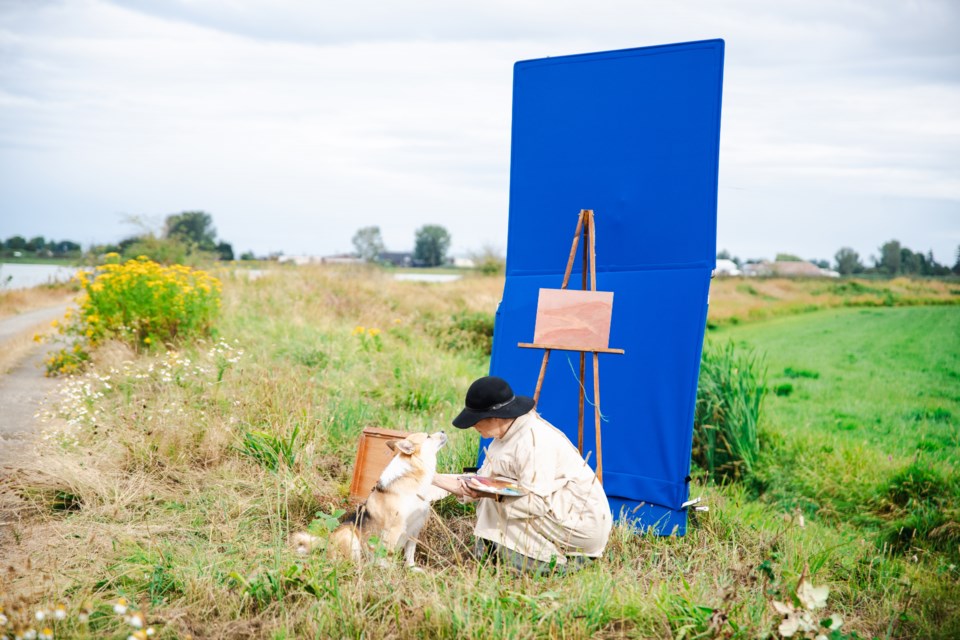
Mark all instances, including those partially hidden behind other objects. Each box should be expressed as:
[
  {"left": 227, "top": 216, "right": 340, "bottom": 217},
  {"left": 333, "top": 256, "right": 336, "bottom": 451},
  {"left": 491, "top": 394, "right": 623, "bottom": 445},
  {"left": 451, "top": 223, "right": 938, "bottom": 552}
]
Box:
[
  {"left": 714, "top": 259, "right": 741, "bottom": 276},
  {"left": 322, "top": 253, "right": 364, "bottom": 265},
  {"left": 280, "top": 253, "right": 364, "bottom": 265},
  {"left": 278, "top": 255, "right": 322, "bottom": 266},
  {"left": 743, "top": 260, "right": 839, "bottom": 278},
  {"left": 452, "top": 256, "right": 476, "bottom": 269},
  {"left": 377, "top": 251, "right": 413, "bottom": 267}
]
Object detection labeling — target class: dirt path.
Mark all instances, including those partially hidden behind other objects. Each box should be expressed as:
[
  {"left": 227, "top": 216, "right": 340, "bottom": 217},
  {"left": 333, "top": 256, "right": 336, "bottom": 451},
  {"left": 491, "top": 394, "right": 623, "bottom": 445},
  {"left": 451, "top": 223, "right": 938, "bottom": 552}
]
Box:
[{"left": 0, "top": 302, "right": 72, "bottom": 465}]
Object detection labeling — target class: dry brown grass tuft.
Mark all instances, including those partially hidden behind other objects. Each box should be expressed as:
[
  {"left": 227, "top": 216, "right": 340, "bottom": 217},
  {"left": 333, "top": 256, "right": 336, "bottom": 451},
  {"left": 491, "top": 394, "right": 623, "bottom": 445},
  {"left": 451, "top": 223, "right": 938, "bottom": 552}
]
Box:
[{"left": 0, "top": 286, "right": 74, "bottom": 321}]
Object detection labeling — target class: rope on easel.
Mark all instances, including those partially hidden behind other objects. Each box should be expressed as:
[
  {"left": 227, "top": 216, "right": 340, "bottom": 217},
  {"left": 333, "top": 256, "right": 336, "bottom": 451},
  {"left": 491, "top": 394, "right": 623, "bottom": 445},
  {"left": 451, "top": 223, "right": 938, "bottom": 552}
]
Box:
[{"left": 565, "top": 354, "right": 610, "bottom": 422}]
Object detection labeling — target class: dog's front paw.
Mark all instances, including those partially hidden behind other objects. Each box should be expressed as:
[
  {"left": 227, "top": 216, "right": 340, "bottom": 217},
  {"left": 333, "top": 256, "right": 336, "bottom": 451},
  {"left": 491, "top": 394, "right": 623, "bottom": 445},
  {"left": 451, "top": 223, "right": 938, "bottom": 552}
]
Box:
[{"left": 290, "top": 531, "right": 321, "bottom": 555}]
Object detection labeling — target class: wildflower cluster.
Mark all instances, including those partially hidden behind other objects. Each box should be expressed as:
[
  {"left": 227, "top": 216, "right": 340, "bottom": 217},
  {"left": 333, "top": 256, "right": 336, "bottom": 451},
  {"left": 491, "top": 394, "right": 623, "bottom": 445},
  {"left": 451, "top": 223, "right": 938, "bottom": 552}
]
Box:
[
  {"left": 351, "top": 325, "right": 382, "bottom": 352},
  {"left": 45, "top": 254, "right": 222, "bottom": 375},
  {"left": 207, "top": 338, "right": 244, "bottom": 382},
  {"left": 0, "top": 596, "right": 155, "bottom": 640},
  {"left": 38, "top": 340, "right": 244, "bottom": 442},
  {"left": 40, "top": 373, "right": 109, "bottom": 443}
]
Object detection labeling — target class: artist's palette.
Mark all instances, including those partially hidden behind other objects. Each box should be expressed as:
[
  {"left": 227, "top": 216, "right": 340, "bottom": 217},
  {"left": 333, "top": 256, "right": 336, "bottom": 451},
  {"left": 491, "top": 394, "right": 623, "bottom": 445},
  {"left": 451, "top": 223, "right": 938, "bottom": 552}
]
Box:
[{"left": 462, "top": 475, "right": 528, "bottom": 497}]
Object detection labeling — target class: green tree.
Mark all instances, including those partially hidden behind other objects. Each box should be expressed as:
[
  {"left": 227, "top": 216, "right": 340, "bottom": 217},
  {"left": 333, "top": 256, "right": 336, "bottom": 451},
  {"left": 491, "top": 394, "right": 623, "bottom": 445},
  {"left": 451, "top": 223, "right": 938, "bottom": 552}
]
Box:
[
  {"left": 900, "top": 247, "right": 922, "bottom": 274},
  {"left": 122, "top": 234, "right": 190, "bottom": 265},
  {"left": 468, "top": 244, "right": 506, "bottom": 275},
  {"left": 953, "top": 246, "right": 960, "bottom": 275},
  {"left": 877, "top": 240, "right": 901, "bottom": 275},
  {"left": 352, "top": 226, "right": 385, "bottom": 263},
  {"left": 26, "top": 236, "right": 45, "bottom": 252},
  {"left": 54, "top": 240, "right": 82, "bottom": 254},
  {"left": 4, "top": 236, "right": 26, "bottom": 251},
  {"left": 216, "top": 241, "right": 234, "bottom": 261},
  {"left": 834, "top": 247, "right": 864, "bottom": 275},
  {"left": 165, "top": 211, "right": 217, "bottom": 251},
  {"left": 414, "top": 225, "right": 451, "bottom": 267}
]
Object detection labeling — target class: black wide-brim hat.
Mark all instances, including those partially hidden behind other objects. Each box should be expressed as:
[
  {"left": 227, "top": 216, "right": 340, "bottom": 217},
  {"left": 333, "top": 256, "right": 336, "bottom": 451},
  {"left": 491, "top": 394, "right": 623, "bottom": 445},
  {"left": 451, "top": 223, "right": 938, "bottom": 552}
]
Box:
[{"left": 452, "top": 376, "right": 535, "bottom": 429}]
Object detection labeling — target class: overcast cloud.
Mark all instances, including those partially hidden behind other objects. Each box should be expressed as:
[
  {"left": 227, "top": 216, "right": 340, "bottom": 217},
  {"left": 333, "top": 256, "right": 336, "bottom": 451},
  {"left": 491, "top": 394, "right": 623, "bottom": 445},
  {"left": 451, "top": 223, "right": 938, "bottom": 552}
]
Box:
[{"left": 1, "top": 0, "right": 958, "bottom": 264}]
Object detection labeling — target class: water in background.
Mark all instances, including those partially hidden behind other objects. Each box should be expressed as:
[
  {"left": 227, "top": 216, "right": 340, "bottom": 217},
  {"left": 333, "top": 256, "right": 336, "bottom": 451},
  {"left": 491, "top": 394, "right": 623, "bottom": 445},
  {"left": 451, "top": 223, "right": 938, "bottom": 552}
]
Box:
[{"left": 0, "top": 263, "right": 80, "bottom": 290}]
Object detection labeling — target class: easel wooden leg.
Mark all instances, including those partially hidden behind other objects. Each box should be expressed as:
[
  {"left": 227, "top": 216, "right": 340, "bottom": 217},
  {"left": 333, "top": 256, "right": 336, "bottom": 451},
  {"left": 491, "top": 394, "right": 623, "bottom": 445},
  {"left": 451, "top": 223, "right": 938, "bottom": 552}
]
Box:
[
  {"left": 577, "top": 352, "right": 585, "bottom": 454},
  {"left": 578, "top": 211, "right": 588, "bottom": 455},
  {"left": 593, "top": 351, "right": 602, "bottom": 483},
  {"left": 533, "top": 349, "right": 551, "bottom": 405}
]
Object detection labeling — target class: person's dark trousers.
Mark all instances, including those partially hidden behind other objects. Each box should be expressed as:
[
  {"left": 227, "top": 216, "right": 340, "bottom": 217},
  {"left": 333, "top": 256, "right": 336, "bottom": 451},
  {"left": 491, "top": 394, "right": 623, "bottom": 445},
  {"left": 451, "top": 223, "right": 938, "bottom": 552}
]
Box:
[{"left": 472, "top": 538, "right": 593, "bottom": 576}]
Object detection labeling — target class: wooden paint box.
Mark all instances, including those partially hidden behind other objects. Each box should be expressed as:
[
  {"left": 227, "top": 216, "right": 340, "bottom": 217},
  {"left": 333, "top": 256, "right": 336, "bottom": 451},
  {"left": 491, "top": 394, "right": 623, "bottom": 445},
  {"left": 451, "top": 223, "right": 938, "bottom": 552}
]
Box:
[{"left": 348, "top": 426, "right": 411, "bottom": 503}]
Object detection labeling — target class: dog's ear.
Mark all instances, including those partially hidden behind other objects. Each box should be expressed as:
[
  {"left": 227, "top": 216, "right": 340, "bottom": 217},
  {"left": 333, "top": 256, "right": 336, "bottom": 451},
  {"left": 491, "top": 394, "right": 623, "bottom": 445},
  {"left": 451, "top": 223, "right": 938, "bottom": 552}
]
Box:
[
  {"left": 394, "top": 439, "right": 416, "bottom": 455},
  {"left": 385, "top": 439, "right": 398, "bottom": 451}
]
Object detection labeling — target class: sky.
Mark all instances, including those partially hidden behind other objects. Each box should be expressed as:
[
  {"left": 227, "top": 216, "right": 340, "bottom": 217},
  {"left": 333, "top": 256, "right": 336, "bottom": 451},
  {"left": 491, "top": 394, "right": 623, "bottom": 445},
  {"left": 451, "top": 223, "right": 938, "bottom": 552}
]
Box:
[{"left": 1, "top": 0, "right": 958, "bottom": 265}]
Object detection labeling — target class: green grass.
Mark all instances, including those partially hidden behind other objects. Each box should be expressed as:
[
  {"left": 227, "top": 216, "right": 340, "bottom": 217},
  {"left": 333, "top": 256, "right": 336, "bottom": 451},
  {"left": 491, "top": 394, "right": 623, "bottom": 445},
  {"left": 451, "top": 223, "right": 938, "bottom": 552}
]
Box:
[
  {"left": 710, "top": 306, "right": 960, "bottom": 632},
  {"left": 711, "top": 307, "right": 959, "bottom": 464}
]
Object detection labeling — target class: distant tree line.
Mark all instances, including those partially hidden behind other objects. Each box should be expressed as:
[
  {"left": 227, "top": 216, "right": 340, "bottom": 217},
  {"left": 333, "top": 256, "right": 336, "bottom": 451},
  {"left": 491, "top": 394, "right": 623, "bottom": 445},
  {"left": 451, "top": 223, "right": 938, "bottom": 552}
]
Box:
[
  {"left": 5, "top": 211, "right": 235, "bottom": 265},
  {"left": 351, "top": 224, "right": 453, "bottom": 267},
  {"left": 2, "top": 235, "right": 82, "bottom": 258},
  {"left": 718, "top": 241, "right": 960, "bottom": 277}
]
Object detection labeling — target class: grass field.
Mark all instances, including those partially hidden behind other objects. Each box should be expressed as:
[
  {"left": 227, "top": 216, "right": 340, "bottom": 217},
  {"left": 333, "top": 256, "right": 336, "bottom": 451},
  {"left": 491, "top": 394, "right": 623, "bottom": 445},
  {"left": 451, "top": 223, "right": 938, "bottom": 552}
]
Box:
[
  {"left": 1, "top": 269, "right": 958, "bottom": 638},
  {"left": 710, "top": 307, "right": 960, "bottom": 632}
]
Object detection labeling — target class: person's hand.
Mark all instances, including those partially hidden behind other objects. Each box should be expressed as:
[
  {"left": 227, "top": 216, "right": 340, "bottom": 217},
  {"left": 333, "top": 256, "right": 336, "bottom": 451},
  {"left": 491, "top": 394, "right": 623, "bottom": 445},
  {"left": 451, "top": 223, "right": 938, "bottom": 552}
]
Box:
[{"left": 460, "top": 476, "right": 500, "bottom": 500}]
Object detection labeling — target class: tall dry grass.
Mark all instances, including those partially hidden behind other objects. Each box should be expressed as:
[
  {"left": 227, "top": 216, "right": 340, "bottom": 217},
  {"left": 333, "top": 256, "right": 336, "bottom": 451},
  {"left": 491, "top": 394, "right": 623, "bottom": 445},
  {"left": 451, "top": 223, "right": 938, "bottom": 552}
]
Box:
[{"left": 0, "top": 285, "right": 74, "bottom": 321}]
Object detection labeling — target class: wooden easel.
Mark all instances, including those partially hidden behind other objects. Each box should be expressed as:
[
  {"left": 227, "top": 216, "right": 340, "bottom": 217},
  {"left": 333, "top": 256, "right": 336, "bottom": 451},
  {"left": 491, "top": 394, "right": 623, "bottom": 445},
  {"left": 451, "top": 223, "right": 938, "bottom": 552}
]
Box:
[{"left": 518, "top": 209, "right": 624, "bottom": 482}]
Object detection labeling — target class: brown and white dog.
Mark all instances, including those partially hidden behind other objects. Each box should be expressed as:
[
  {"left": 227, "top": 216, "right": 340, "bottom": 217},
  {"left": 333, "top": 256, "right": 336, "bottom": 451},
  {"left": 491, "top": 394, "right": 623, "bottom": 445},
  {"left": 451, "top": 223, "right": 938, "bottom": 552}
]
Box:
[{"left": 293, "top": 431, "right": 449, "bottom": 568}]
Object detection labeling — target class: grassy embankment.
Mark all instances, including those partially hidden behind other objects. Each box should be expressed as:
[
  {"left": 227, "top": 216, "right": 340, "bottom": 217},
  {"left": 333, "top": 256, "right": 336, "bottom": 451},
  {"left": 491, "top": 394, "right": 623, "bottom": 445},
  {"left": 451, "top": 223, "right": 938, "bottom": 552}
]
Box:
[
  {"left": 706, "top": 276, "right": 958, "bottom": 327},
  {"left": 0, "top": 268, "right": 957, "bottom": 638}
]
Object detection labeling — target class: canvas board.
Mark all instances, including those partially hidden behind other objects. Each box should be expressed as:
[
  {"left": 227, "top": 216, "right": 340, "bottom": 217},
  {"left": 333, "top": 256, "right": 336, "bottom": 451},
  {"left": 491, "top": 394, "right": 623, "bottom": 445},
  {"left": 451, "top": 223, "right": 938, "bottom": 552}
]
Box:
[{"left": 532, "top": 288, "right": 614, "bottom": 351}]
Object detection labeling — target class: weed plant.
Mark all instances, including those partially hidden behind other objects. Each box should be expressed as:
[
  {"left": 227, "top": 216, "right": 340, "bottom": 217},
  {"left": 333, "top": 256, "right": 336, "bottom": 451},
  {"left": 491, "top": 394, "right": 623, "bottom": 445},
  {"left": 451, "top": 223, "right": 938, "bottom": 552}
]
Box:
[
  {"left": 693, "top": 341, "right": 766, "bottom": 482},
  {"left": 43, "top": 254, "right": 221, "bottom": 374}
]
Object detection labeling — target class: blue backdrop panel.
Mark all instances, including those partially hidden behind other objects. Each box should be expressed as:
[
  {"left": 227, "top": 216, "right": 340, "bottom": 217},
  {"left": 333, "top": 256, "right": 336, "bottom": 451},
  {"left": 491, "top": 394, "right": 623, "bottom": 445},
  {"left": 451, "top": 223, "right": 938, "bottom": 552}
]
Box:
[{"left": 484, "top": 40, "right": 724, "bottom": 535}]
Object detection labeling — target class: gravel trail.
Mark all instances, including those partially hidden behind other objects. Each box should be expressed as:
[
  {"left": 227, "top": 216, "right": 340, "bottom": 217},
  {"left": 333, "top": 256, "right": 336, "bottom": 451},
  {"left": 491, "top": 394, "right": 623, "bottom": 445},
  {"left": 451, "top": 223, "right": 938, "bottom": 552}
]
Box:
[{"left": 0, "top": 302, "right": 72, "bottom": 464}]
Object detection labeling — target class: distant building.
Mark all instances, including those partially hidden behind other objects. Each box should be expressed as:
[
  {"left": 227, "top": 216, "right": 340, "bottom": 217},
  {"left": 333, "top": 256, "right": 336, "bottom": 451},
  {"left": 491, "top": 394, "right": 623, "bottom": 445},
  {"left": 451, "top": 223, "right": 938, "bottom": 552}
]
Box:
[
  {"left": 377, "top": 251, "right": 413, "bottom": 267},
  {"left": 452, "top": 256, "right": 476, "bottom": 269},
  {"left": 714, "top": 259, "right": 741, "bottom": 276},
  {"left": 322, "top": 253, "right": 364, "bottom": 265},
  {"left": 278, "top": 254, "right": 365, "bottom": 265},
  {"left": 743, "top": 260, "right": 839, "bottom": 278}
]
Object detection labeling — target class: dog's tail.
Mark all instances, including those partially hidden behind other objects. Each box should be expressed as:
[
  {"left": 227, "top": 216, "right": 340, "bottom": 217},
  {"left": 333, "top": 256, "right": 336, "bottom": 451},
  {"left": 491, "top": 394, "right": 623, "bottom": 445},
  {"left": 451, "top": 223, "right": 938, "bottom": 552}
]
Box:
[{"left": 328, "top": 507, "right": 371, "bottom": 562}]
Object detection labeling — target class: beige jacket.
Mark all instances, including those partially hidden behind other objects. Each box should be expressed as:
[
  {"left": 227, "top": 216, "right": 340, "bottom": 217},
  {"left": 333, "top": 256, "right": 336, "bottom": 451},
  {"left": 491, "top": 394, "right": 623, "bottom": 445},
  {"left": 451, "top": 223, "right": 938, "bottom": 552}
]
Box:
[{"left": 474, "top": 410, "right": 612, "bottom": 563}]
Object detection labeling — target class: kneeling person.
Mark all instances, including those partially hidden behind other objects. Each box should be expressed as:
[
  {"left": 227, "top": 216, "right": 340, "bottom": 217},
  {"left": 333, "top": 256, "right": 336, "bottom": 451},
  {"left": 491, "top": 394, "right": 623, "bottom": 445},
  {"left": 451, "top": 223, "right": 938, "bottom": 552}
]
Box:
[{"left": 433, "top": 376, "right": 612, "bottom": 573}]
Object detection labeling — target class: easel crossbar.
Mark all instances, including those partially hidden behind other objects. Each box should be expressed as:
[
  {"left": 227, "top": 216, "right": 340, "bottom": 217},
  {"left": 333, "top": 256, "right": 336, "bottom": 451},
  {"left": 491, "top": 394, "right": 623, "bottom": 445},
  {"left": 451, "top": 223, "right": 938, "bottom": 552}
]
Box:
[{"left": 518, "top": 342, "right": 624, "bottom": 355}]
